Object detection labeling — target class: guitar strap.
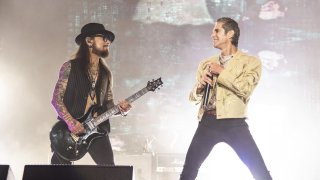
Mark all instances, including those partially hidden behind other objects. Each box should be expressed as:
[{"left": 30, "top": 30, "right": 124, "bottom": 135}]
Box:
[{"left": 99, "top": 75, "right": 108, "bottom": 107}]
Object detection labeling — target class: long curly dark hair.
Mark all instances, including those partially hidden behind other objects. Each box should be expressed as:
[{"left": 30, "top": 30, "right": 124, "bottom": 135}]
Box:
[{"left": 74, "top": 39, "right": 91, "bottom": 74}]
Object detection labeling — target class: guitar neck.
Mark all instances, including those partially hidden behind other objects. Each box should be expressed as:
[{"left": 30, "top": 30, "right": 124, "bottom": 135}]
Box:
[
  {"left": 91, "top": 87, "right": 149, "bottom": 127},
  {"left": 125, "top": 87, "right": 149, "bottom": 103}
]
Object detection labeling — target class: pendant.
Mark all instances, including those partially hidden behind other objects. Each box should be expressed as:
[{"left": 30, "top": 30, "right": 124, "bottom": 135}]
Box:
[{"left": 92, "top": 81, "right": 96, "bottom": 89}]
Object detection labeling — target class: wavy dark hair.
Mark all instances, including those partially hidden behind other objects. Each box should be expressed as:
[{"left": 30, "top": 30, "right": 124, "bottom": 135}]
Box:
[
  {"left": 74, "top": 39, "right": 92, "bottom": 73},
  {"left": 217, "top": 17, "right": 240, "bottom": 47}
]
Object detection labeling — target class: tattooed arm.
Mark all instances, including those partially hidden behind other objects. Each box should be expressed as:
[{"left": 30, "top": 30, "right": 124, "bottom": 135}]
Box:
[{"left": 51, "top": 61, "right": 85, "bottom": 135}]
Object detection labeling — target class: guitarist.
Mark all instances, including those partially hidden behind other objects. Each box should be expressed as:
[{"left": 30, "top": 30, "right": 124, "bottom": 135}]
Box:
[{"left": 50, "top": 23, "right": 132, "bottom": 165}]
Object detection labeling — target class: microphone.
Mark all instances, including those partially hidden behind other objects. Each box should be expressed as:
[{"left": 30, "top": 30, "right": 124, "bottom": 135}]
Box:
[{"left": 202, "top": 75, "right": 213, "bottom": 108}]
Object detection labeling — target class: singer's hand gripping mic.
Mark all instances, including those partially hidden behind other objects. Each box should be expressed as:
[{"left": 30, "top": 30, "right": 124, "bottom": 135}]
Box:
[{"left": 202, "top": 75, "right": 213, "bottom": 109}]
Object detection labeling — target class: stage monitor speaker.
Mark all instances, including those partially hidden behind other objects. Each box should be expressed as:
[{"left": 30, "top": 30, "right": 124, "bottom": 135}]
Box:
[{"left": 22, "top": 165, "right": 133, "bottom": 180}]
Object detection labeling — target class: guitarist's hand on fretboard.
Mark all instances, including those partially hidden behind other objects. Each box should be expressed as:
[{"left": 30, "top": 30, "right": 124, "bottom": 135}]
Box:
[{"left": 118, "top": 100, "right": 132, "bottom": 116}]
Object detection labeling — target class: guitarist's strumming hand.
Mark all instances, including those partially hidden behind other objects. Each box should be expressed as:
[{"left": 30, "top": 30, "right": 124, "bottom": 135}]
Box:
[
  {"left": 67, "top": 119, "right": 86, "bottom": 135},
  {"left": 118, "top": 100, "right": 132, "bottom": 116}
]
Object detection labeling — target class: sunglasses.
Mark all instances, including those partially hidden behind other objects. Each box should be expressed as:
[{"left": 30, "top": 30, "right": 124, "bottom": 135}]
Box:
[{"left": 91, "top": 34, "right": 111, "bottom": 42}]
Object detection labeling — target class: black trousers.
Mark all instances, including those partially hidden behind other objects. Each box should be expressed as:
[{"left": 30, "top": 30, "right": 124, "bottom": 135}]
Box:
[
  {"left": 180, "top": 113, "right": 272, "bottom": 180},
  {"left": 51, "top": 133, "right": 114, "bottom": 165}
]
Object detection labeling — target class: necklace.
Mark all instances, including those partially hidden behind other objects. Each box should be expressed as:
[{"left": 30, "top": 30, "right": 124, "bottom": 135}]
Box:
[
  {"left": 219, "top": 54, "right": 233, "bottom": 66},
  {"left": 88, "top": 65, "right": 99, "bottom": 102},
  {"left": 89, "top": 72, "right": 98, "bottom": 89},
  {"left": 88, "top": 64, "right": 99, "bottom": 88}
]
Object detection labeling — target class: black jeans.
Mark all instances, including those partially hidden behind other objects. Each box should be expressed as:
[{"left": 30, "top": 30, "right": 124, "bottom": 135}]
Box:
[
  {"left": 180, "top": 113, "right": 272, "bottom": 180},
  {"left": 51, "top": 133, "right": 115, "bottom": 165}
]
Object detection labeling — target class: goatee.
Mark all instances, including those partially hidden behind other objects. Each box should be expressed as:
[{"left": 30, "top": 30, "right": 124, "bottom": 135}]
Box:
[
  {"left": 92, "top": 45, "right": 109, "bottom": 58},
  {"left": 100, "top": 50, "right": 109, "bottom": 58}
]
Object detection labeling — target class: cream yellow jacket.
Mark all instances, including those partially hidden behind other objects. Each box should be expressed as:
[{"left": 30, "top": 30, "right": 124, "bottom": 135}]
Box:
[{"left": 189, "top": 50, "right": 262, "bottom": 120}]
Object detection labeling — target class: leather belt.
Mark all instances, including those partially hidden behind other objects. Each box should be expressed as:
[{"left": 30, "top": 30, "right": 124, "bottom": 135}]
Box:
[{"left": 205, "top": 109, "right": 216, "bottom": 115}]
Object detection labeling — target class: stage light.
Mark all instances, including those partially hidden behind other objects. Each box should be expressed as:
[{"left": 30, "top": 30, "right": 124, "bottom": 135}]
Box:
[{"left": 197, "top": 143, "right": 254, "bottom": 180}]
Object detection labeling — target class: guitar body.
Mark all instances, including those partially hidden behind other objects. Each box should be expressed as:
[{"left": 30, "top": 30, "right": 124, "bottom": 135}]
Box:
[
  {"left": 50, "top": 106, "right": 105, "bottom": 161},
  {"left": 49, "top": 78, "right": 163, "bottom": 162}
]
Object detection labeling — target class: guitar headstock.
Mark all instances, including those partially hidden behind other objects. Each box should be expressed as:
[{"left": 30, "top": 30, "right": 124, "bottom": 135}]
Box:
[{"left": 146, "top": 78, "right": 163, "bottom": 92}]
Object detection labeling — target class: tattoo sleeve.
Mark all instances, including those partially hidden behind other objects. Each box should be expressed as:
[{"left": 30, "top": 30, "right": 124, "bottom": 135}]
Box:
[{"left": 51, "top": 62, "right": 75, "bottom": 125}]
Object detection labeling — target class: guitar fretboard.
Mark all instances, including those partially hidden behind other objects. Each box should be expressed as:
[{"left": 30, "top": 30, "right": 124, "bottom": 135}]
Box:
[{"left": 91, "top": 87, "right": 149, "bottom": 126}]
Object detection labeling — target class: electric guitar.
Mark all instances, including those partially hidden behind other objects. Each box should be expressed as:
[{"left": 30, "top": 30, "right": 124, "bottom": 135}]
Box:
[{"left": 50, "top": 78, "right": 163, "bottom": 161}]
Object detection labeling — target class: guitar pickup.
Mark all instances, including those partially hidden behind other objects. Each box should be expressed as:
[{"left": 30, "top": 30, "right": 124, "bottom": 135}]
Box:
[{"left": 85, "top": 121, "right": 95, "bottom": 130}]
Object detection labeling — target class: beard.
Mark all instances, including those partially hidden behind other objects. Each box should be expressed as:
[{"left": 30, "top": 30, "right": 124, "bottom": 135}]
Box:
[{"left": 92, "top": 44, "right": 109, "bottom": 58}]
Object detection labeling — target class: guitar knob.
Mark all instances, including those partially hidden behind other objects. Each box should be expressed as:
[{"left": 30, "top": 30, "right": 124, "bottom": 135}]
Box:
[
  {"left": 83, "top": 141, "right": 87, "bottom": 145},
  {"left": 67, "top": 146, "right": 73, "bottom": 150}
]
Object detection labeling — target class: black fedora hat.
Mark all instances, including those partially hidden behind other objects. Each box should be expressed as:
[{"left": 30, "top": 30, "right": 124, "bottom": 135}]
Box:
[{"left": 75, "top": 23, "right": 115, "bottom": 45}]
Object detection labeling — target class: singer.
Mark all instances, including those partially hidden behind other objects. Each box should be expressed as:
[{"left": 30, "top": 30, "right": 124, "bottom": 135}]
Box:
[{"left": 180, "top": 17, "right": 273, "bottom": 180}]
